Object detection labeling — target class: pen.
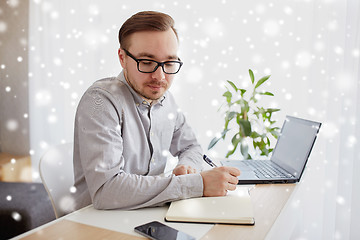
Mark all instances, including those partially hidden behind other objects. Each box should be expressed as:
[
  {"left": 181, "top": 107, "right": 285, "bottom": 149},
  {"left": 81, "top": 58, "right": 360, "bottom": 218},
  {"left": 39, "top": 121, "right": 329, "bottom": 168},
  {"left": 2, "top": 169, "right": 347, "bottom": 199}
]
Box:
[{"left": 203, "top": 155, "right": 218, "bottom": 168}]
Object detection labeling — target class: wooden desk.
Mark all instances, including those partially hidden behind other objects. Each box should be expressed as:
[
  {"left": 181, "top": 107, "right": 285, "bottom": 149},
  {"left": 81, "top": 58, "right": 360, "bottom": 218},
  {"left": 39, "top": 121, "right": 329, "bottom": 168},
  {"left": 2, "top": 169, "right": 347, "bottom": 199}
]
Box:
[
  {"left": 20, "top": 220, "right": 144, "bottom": 240},
  {"left": 15, "top": 184, "right": 295, "bottom": 240}
]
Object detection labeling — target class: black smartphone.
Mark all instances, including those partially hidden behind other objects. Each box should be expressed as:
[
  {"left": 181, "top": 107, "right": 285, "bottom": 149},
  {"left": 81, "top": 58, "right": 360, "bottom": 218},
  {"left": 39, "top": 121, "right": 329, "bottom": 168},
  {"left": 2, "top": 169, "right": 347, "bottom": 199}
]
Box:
[{"left": 134, "top": 221, "right": 196, "bottom": 240}]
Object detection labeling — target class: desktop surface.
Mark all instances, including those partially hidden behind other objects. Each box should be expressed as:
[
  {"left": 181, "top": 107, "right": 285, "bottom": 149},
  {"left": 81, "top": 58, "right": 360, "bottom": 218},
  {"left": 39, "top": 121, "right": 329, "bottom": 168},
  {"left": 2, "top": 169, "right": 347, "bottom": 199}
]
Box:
[{"left": 14, "top": 184, "right": 295, "bottom": 240}]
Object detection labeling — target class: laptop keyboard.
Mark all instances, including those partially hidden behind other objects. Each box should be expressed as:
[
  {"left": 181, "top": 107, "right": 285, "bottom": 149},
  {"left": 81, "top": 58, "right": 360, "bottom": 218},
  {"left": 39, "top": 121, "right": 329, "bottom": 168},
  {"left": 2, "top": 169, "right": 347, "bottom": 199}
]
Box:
[{"left": 242, "top": 160, "right": 292, "bottom": 178}]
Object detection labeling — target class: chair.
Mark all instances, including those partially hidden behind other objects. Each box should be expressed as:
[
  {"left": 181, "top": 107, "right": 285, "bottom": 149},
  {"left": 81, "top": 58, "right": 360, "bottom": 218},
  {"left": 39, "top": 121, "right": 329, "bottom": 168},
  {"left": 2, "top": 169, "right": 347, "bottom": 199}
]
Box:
[{"left": 39, "top": 142, "right": 75, "bottom": 218}]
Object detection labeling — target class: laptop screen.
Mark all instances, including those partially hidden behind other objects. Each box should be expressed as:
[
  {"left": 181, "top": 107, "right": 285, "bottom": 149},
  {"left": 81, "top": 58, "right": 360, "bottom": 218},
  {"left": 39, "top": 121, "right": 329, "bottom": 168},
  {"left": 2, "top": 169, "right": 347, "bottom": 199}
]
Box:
[{"left": 271, "top": 116, "right": 321, "bottom": 178}]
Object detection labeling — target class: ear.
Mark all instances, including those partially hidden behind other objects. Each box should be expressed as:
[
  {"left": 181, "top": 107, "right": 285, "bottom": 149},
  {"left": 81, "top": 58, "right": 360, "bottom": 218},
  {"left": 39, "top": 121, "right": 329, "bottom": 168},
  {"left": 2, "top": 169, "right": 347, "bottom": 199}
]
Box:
[{"left": 118, "top": 48, "right": 126, "bottom": 69}]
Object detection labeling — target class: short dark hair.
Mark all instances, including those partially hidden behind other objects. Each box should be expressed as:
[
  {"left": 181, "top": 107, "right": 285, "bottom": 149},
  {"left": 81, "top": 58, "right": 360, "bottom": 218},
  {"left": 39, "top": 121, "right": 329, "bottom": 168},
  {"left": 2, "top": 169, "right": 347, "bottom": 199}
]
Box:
[{"left": 118, "top": 11, "right": 178, "bottom": 50}]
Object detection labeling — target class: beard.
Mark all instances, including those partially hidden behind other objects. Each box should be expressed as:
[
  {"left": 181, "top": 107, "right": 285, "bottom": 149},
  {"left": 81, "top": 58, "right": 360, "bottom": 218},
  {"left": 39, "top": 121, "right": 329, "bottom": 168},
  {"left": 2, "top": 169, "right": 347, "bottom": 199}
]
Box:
[{"left": 124, "top": 71, "right": 168, "bottom": 101}]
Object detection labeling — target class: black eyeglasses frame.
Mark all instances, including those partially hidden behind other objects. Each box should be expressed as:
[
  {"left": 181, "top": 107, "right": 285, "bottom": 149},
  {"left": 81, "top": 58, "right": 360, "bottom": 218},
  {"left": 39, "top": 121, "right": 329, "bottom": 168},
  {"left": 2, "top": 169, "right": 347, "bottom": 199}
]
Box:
[{"left": 122, "top": 49, "right": 183, "bottom": 74}]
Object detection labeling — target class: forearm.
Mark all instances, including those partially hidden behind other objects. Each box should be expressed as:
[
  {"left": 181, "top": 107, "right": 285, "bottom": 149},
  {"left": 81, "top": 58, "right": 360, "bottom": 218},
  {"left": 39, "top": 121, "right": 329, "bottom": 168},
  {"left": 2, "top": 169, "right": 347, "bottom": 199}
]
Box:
[
  {"left": 177, "top": 144, "right": 204, "bottom": 171},
  {"left": 92, "top": 172, "right": 203, "bottom": 210}
]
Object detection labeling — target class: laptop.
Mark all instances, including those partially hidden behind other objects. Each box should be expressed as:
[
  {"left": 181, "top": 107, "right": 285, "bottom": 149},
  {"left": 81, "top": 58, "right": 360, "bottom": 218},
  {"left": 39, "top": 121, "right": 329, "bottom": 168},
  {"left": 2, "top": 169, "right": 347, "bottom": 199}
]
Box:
[{"left": 221, "top": 116, "right": 321, "bottom": 184}]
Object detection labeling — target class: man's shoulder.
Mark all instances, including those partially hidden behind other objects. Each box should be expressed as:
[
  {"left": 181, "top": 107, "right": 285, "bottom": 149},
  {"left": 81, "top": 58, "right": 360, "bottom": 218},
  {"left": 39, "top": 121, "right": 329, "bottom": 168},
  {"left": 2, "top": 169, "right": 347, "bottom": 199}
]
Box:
[
  {"left": 84, "top": 76, "right": 130, "bottom": 97},
  {"left": 91, "top": 77, "right": 126, "bottom": 91}
]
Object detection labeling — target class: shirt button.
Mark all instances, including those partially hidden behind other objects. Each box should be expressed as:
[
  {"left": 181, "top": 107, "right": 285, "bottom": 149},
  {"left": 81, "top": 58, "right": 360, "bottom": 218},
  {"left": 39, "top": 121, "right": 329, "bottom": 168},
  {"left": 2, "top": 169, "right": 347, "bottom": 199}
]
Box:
[
  {"left": 150, "top": 131, "right": 154, "bottom": 136},
  {"left": 151, "top": 158, "right": 155, "bottom": 163}
]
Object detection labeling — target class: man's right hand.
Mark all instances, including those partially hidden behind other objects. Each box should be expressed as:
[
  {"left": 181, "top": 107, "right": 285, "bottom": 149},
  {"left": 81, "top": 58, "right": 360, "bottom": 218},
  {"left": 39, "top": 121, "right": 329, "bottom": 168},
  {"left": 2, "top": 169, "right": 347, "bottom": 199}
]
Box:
[{"left": 200, "top": 166, "right": 241, "bottom": 197}]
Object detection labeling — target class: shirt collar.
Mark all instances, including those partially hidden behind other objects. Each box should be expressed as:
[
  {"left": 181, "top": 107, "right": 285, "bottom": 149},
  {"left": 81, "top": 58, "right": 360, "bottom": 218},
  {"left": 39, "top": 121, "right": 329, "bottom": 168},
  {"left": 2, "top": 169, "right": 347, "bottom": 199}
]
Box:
[{"left": 116, "top": 71, "right": 166, "bottom": 107}]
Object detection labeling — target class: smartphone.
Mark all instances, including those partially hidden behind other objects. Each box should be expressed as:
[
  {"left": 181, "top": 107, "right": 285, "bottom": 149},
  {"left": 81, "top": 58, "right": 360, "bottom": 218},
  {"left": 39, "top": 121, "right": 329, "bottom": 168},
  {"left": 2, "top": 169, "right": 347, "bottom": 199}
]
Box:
[{"left": 134, "top": 221, "right": 195, "bottom": 240}]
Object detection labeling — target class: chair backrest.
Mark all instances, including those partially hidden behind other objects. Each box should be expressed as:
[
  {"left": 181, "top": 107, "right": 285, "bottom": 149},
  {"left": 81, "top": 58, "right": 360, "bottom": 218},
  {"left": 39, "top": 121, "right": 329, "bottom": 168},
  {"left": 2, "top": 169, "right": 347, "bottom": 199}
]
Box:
[{"left": 39, "top": 143, "right": 75, "bottom": 218}]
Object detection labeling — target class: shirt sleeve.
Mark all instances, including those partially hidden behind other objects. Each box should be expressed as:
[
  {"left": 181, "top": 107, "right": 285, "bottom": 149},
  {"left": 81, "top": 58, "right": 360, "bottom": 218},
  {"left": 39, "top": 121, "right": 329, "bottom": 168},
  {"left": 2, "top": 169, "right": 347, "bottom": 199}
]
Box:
[
  {"left": 168, "top": 96, "right": 204, "bottom": 171},
  {"left": 74, "top": 87, "right": 203, "bottom": 210}
]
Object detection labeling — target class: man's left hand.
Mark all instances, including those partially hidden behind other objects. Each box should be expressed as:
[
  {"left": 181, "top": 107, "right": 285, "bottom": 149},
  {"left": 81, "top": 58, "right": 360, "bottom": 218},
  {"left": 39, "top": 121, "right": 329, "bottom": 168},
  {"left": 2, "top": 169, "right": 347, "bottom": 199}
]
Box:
[{"left": 172, "top": 164, "right": 197, "bottom": 176}]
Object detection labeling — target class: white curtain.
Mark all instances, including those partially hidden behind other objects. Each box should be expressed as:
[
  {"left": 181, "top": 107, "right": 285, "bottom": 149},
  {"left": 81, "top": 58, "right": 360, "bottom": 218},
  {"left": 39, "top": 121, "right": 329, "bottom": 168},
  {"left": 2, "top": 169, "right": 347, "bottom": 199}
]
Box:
[{"left": 29, "top": 0, "right": 359, "bottom": 239}]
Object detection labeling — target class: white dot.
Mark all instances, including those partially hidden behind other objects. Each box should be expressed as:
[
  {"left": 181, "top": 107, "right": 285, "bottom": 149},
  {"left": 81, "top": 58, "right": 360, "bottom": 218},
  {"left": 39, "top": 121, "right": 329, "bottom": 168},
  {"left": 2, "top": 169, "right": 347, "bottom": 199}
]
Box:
[
  {"left": 47, "top": 114, "right": 57, "bottom": 123},
  {"left": 11, "top": 159, "right": 16, "bottom": 164},
  {"left": 328, "top": 20, "right": 338, "bottom": 31},
  {"left": 35, "top": 90, "right": 52, "bottom": 106},
  {"left": 0, "top": 21, "right": 7, "bottom": 33},
  {"left": 264, "top": 68, "right": 271, "bottom": 75},
  {"left": 32, "top": 171, "right": 39, "bottom": 180},
  {"left": 1, "top": 64, "right": 5, "bottom": 69},
  {"left": 308, "top": 108, "right": 316, "bottom": 115},
  {"left": 59, "top": 196, "right": 75, "bottom": 213},
  {"left": 336, "top": 196, "right": 345, "bottom": 205},
  {"left": 12, "top": 212, "right": 22, "bottom": 222},
  {"left": 51, "top": 11, "right": 59, "bottom": 19},
  {"left": 168, "top": 113, "right": 175, "bottom": 120},
  {"left": 69, "top": 186, "right": 77, "bottom": 193},
  {"left": 53, "top": 57, "right": 62, "bottom": 66},
  {"left": 263, "top": 20, "right": 280, "bottom": 37},
  {"left": 17, "top": 56, "right": 23, "bottom": 62},
  {"left": 6, "top": 195, "right": 12, "bottom": 201},
  {"left": 285, "top": 93, "right": 292, "bottom": 100},
  {"left": 334, "top": 46, "right": 343, "bottom": 55},
  {"left": 281, "top": 61, "right": 290, "bottom": 69},
  {"left": 352, "top": 48, "right": 359, "bottom": 58},
  {"left": 71, "top": 92, "right": 78, "bottom": 99},
  {"left": 295, "top": 51, "right": 312, "bottom": 67},
  {"left": 186, "top": 67, "right": 203, "bottom": 84},
  {"left": 5, "top": 86, "right": 11, "bottom": 92},
  {"left": 211, "top": 99, "right": 219, "bottom": 106},
  {"left": 284, "top": 6, "right": 293, "bottom": 15},
  {"left": 7, "top": 0, "right": 20, "bottom": 8},
  {"left": 40, "top": 141, "right": 48, "bottom": 149},
  {"left": 347, "top": 135, "right": 356, "bottom": 147},
  {"left": 6, "top": 119, "right": 18, "bottom": 131}
]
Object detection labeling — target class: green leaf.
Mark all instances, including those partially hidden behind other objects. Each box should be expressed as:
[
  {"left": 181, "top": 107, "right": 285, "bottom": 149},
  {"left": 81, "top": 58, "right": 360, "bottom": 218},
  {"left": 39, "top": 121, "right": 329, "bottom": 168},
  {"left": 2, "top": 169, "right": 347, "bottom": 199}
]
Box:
[
  {"left": 231, "top": 133, "right": 242, "bottom": 146},
  {"left": 266, "top": 108, "right": 280, "bottom": 113},
  {"left": 238, "top": 119, "right": 252, "bottom": 136},
  {"left": 207, "top": 129, "right": 230, "bottom": 149},
  {"left": 226, "top": 111, "right": 237, "bottom": 120},
  {"left": 223, "top": 91, "right": 232, "bottom": 103},
  {"left": 208, "top": 137, "right": 221, "bottom": 150},
  {"left": 240, "top": 141, "right": 249, "bottom": 159},
  {"left": 250, "top": 131, "right": 261, "bottom": 138},
  {"left": 249, "top": 69, "right": 255, "bottom": 84},
  {"left": 227, "top": 80, "right": 238, "bottom": 92},
  {"left": 226, "top": 134, "right": 242, "bottom": 158},
  {"left": 259, "top": 91, "right": 274, "bottom": 96},
  {"left": 224, "top": 111, "right": 236, "bottom": 129},
  {"left": 255, "top": 75, "right": 271, "bottom": 89},
  {"left": 239, "top": 89, "right": 247, "bottom": 97}
]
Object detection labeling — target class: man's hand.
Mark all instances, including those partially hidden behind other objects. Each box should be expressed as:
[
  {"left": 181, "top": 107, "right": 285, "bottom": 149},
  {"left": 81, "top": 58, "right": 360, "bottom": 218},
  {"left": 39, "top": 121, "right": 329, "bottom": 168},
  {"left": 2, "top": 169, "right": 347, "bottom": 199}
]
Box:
[
  {"left": 172, "top": 164, "right": 197, "bottom": 176},
  {"left": 200, "top": 166, "right": 240, "bottom": 197}
]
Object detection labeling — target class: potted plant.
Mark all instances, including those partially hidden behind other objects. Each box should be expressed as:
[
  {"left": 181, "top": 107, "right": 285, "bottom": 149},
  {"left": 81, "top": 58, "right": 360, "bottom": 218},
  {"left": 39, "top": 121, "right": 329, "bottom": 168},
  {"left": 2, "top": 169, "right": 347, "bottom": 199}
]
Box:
[{"left": 208, "top": 69, "right": 280, "bottom": 159}]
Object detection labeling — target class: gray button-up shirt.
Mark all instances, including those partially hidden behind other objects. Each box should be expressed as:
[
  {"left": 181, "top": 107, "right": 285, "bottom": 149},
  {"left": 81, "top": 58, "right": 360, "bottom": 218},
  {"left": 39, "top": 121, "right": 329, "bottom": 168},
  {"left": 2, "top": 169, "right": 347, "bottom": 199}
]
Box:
[{"left": 73, "top": 71, "right": 204, "bottom": 210}]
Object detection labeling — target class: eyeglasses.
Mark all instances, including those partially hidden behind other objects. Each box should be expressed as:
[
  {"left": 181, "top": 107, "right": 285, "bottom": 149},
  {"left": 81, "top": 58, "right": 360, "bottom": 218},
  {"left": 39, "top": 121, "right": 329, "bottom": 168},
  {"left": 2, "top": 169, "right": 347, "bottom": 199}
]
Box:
[{"left": 123, "top": 49, "right": 183, "bottom": 74}]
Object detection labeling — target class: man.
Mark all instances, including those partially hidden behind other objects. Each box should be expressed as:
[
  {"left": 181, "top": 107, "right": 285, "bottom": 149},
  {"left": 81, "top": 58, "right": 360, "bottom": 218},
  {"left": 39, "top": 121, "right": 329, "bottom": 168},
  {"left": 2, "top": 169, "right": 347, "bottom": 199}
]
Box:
[{"left": 73, "top": 11, "right": 240, "bottom": 211}]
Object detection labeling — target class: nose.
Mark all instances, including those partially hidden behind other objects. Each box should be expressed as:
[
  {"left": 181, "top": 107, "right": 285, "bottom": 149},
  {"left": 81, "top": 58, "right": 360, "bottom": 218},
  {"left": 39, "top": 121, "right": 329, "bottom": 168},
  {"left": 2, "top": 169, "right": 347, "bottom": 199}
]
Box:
[{"left": 151, "top": 65, "right": 166, "bottom": 81}]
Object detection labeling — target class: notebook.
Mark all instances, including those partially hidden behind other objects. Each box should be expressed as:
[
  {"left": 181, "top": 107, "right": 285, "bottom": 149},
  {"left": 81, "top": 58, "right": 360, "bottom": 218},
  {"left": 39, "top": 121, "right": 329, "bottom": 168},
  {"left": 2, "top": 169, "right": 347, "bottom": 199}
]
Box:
[
  {"left": 221, "top": 116, "right": 321, "bottom": 184},
  {"left": 165, "top": 186, "right": 255, "bottom": 225}
]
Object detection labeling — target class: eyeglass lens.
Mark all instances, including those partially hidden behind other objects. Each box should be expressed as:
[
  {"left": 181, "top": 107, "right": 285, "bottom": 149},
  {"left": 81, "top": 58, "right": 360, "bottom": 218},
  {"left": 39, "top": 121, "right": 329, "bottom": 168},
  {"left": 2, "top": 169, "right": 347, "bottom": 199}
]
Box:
[{"left": 138, "top": 60, "right": 181, "bottom": 74}]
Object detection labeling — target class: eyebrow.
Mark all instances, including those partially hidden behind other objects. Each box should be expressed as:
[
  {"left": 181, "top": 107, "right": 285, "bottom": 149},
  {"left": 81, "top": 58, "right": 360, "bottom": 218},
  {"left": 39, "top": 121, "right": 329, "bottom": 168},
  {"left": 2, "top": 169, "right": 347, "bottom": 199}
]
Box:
[{"left": 136, "top": 52, "right": 179, "bottom": 61}]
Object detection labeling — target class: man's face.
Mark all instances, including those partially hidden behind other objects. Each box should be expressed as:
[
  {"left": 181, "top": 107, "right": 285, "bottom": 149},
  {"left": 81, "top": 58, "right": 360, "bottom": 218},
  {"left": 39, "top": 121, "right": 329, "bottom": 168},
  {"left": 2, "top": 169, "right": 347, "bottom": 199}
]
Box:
[{"left": 118, "top": 29, "right": 179, "bottom": 102}]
